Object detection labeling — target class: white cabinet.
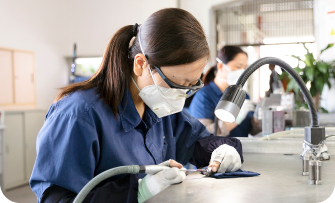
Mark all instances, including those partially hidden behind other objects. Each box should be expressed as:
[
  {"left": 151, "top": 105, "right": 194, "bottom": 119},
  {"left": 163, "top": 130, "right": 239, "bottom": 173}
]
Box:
[
  {"left": 24, "top": 111, "right": 46, "bottom": 180},
  {"left": 0, "top": 48, "right": 36, "bottom": 108},
  {"left": 3, "top": 113, "right": 25, "bottom": 189},
  {"left": 3, "top": 110, "right": 47, "bottom": 190}
]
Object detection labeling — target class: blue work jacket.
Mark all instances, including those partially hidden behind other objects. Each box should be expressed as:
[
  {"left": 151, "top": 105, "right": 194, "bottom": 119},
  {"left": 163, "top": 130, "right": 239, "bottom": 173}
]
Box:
[
  {"left": 189, "top": 81, "right": 253, "bottom": 137},
  {"left": 30, "top": 87, "right": 243, "bottom": 203}
]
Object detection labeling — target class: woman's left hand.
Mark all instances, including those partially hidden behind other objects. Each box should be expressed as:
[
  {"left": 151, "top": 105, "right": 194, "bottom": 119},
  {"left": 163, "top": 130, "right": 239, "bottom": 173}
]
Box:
[{"left": 208, "top": 144, "right": 241, "bottom": 173}]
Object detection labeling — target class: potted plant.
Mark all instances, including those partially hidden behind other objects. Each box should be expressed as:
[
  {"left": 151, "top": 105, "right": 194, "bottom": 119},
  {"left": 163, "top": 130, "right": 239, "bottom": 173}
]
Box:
[{"left": 280, "top": 43, "right": 335, "bottom": 112}]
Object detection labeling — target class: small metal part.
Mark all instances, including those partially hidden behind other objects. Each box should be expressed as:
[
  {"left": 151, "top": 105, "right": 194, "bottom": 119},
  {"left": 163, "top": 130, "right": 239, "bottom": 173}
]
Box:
[
  {"left": 315, "top": 161, "right": 322, "bottom": 185},
  {"left": 204, "top": 167, "right": 216, "bottom": 177},
  {"left": 308, "top": 160, "right": 316, "bottom": 185}
]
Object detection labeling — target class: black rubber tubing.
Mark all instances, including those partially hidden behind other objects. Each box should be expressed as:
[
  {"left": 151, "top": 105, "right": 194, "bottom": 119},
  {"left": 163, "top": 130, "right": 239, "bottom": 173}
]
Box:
[{"left": 235, "top": 57, "right": 318, "bottom": 127}]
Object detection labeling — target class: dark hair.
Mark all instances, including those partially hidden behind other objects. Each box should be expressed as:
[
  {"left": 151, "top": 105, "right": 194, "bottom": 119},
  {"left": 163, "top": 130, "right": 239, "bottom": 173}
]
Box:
[
  {"left": 202, "top": 45, "right": 247, "bottom": 86},
  {"left": 202, "top": 65, "right": 217, "bottom": 86},
  {"left": 55, "top": 8, "right": 210, "bottom": 116}
]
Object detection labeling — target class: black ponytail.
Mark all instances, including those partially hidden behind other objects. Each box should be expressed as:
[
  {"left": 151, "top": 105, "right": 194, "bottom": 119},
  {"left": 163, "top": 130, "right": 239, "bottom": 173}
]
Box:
[{"left": 202, "top": 65, "right": 217, "bottom": 86}]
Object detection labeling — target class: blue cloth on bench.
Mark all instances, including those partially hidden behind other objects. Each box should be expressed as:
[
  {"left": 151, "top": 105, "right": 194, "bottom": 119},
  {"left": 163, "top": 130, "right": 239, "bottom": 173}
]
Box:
[{"left": 203, "top": 168, "right": 260, "bottom": 178}]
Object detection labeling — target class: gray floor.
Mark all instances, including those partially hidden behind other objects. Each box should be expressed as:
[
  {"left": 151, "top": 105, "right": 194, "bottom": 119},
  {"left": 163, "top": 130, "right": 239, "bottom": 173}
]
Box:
[{"left": 3, "top": 184, "right": 37, "bottom": 203}]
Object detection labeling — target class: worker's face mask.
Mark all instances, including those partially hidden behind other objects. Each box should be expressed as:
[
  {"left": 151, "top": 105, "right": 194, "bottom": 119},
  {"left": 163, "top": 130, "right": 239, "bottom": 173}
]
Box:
[
  {"left": 131, "top": 65, "right": 188, "bottom": 118},
  {"left": 216, "top": 57, "right": 245, "bottom": 85}
]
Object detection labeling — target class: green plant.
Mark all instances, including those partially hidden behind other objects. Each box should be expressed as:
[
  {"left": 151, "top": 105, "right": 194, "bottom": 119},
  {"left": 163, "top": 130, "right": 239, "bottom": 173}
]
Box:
[{"left": 284, "top": 43, "right": 335, "bottom": 112}]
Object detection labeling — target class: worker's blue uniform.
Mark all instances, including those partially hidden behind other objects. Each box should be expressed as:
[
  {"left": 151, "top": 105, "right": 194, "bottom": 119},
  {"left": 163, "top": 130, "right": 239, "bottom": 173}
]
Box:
[
  {"left": 30, "top": 87, "right": 244, "bottom": 203},
  {"left": 189, "top": 81, "right": 253, "bottom": 137}
]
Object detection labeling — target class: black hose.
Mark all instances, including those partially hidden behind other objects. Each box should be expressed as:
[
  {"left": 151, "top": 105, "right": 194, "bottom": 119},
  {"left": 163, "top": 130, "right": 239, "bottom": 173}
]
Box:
[
  {"left": 236, "top": 57, "right": 318, "bottom": 127},
  {"left": 318, "top": 135, "right": 335, "bottom": 145}
]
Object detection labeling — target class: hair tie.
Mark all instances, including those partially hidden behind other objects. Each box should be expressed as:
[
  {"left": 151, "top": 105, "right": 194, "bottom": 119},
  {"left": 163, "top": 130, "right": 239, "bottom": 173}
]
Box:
[
  {"left": 129, "top": 23, "right": 139, "bottom": 49},
  {"left": 133, "top": 23, "right": 138, "bottom": 37}
]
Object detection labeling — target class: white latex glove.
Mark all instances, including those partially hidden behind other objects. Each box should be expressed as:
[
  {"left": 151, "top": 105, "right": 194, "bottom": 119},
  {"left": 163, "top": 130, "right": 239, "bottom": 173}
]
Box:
[
  {"left": 209, "top": 144, "right": 242, "bottom": 173},
  {"left": 138, "top": 160, "right": 186, "bottom": 203},
  {"left": 235, "top": 99, "right": 255, "bottom": 124}
]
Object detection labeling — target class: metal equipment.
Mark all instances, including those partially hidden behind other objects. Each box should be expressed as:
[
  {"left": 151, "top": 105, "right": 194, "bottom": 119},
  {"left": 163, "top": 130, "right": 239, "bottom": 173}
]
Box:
[
  {"left": 315, "top": 160, "right": 322, "bottom": 185},
  {"left": 69, "top": 43, "right": 76, "bottom": 83},
  {"left": 308, "top": 160, "right": 316, "bottom": 185},
  {"left": 302, "top": 151, "right": 311, "bottom": 176},
  {"left": 214, "top": 57, "right": 326, "bottom": 185}
]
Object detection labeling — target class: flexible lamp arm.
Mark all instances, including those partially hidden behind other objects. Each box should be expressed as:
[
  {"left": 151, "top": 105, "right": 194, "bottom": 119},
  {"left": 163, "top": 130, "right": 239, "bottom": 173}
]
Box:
[{"left": 235, "top": 57, "right": 318, "bottom": 127}]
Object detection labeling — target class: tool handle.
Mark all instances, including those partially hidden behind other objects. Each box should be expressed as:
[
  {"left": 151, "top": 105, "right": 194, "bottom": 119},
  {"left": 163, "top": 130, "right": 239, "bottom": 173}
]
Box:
[{"left": 142, "top": 165, "right": 171, "bottom": 174}]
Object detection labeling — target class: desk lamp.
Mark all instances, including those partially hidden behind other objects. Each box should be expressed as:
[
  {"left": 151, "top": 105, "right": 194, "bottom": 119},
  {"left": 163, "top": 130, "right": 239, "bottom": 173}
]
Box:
[{"left": 215, "top": 57, "right": 325, "bottom": 153}]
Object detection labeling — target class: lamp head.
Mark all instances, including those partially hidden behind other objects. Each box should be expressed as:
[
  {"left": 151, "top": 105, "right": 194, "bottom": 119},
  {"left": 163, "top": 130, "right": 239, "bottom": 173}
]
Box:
[{"left": 215, "top": 85, "right": 246, "bottom": 123}]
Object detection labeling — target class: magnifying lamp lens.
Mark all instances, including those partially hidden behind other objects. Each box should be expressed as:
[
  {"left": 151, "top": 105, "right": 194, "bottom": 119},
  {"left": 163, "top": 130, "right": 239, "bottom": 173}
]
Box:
[
  {"left": 215, "top": 109, "right": 236, "bottom": 123},
  {"left": 214, "top": 85, "right": 246, "bottom": 123}
]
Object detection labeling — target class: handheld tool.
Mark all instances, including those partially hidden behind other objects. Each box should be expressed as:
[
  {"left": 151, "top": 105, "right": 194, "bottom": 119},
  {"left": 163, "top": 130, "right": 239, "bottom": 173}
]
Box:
[{"left": 73, "top": 165, "right": 213, "bottom": 203}]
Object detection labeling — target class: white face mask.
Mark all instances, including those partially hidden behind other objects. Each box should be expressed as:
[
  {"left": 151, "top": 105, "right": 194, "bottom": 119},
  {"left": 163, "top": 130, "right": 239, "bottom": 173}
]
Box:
[
  {"left": 131, "top": 68, "right": 188, "bottom": 118},
  {"left": 216, "top": 57, "right": 247, "bottom": 91}
]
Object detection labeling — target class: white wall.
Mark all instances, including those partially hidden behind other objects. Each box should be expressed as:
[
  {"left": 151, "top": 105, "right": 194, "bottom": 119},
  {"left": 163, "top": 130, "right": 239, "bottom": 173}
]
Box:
[
  {"left": 0, "top": 0, "right": 177, "bottom": 109},
  {"left": 57, "top": 0, "right": 178, "bottom": 56},
  {"left": 0, "top": 1, "right": 69, "bottom": 110}
]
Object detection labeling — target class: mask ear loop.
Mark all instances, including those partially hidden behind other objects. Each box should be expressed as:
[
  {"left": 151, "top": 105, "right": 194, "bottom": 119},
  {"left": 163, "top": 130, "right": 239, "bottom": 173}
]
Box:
[
  {"left": 222, "top": 64, "right": 231, "bottom": 72},
  {"left": 148, "top": 67, "right": 171, "bottom": 94},
  {"left": 139, "top": 25, "right": 172, "bottom": 95},
  {"left": 131, "top": 77, "right": 141, "bottom": 92},
  {"left": 216, "top": 57, "right": 231, "bottom": 84},
  {"left": 216, "top": 57, "right": 231, "bottom": 73},
  {"left": 138, "top": 24, "right": 184, "bottom": 97}
]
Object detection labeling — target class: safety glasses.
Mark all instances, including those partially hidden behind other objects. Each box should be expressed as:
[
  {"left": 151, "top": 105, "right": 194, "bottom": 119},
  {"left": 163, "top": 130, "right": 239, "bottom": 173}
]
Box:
[{"left": 153, "top": 66, "right": 204, "bottom": 98}]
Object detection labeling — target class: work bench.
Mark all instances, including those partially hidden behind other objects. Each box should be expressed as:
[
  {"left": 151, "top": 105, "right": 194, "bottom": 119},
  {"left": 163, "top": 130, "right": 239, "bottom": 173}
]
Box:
[{"left": 146, "top": 153, "right": 335, "bottom": 203}]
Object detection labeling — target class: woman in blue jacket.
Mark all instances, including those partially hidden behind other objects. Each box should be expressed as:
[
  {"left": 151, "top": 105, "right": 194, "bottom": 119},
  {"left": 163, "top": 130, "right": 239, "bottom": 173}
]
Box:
[
  {"left": 30, "top": 8, "right": 244, "bottom": 203},
  {"left": 189, "top": 46, "right": 261, "bottom": 137}
]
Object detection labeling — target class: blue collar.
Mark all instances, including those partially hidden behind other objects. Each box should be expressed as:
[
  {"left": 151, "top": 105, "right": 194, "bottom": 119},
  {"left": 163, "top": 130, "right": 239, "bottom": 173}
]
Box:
[
  {"left": 209, "top": 81, "right": 223, "bottom": 97},
  {"left": 118, "top": 89, "right": 160, "bottom": 132}
]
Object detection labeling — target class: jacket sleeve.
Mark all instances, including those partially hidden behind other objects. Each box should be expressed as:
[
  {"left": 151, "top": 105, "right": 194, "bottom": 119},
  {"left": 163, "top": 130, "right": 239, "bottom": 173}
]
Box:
[
  {"left": 172, "top": 110, "right": 243, "bottom": 167},
  {"left": 40, "top": 174, "right": 139, "bottom": 203},
  {"left": 29, "top": 112, "right": 101, "bottom": 202},
  {"left": 189, "top": 135, "right": 244, "bottom": 168}
]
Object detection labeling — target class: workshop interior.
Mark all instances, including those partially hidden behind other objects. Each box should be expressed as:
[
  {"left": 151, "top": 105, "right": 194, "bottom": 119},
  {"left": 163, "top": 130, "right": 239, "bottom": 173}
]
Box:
[{"left": 1, "top": 0, "right": 335, "bottom": 202}]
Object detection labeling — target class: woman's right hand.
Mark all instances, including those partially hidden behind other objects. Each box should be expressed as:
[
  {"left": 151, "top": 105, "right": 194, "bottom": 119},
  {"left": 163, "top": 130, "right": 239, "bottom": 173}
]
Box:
[{"left": 138, "top": 159, "right": 186, "bottom": 203}]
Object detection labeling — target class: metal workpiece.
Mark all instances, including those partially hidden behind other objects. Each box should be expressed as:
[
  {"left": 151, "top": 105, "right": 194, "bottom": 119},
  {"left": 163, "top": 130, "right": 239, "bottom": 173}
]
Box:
[
  {"left": 315, "top": 161, "right": 322, "bottom": 185},
  {"left": 302, "top": 151, "right": 311, "bottom": 176},
  {"left": 308, "top": 160, "right": 316, "bottom": 185},
  {"left": 204, "top": 167, "right": 214, "bottom": 177},
  {"left": 302, "top": 160, "right": 309, "bottom": 176}
]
